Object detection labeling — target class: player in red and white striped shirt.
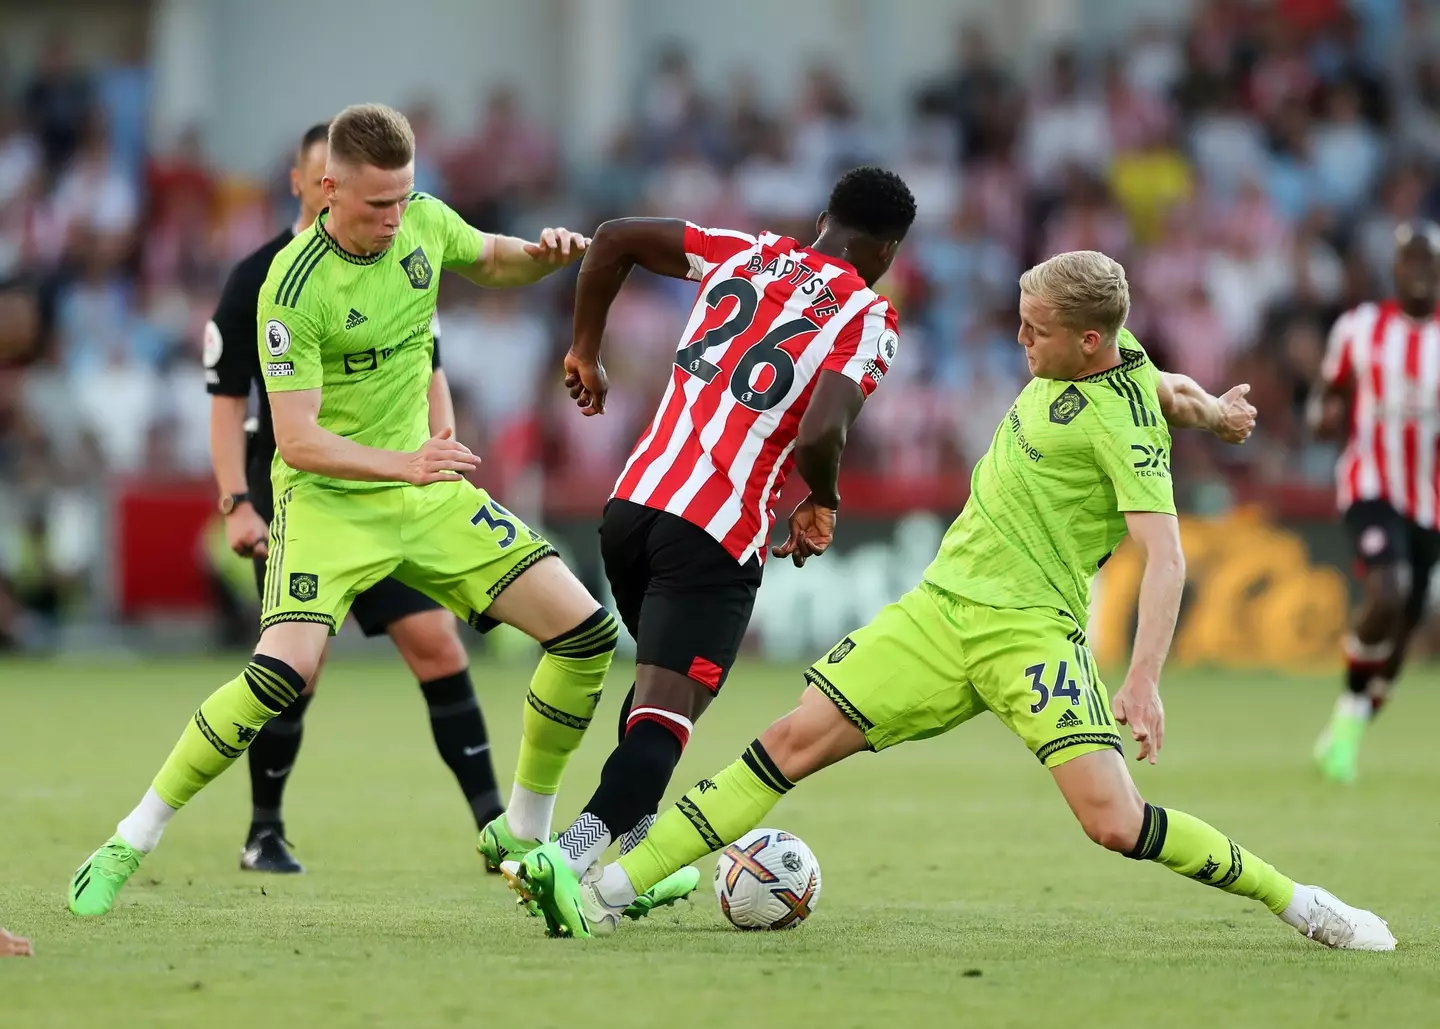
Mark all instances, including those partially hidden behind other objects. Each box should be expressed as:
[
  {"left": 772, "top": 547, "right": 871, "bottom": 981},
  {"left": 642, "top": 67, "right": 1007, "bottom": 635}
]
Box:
[
  {"left": 1310, "top": 221, "right": 1440, "bottom": 783},
  {"left": 498, "top": 168, "right": 916, "bottom": 902}
]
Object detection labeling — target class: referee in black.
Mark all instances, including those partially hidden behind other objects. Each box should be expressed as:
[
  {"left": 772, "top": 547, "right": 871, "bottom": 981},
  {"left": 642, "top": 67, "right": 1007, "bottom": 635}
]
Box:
[{"left": 204, "top": 122, "right": 504, "bottom": 872}]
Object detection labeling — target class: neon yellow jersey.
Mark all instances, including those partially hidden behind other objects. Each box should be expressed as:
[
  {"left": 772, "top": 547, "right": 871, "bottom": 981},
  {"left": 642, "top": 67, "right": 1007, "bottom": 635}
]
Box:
[
  {"left": 256, "top": 193, "right": 482, "bottom": 494},
  {"left": 924, "top": 331, "right": 1175, "bottom": 621}
]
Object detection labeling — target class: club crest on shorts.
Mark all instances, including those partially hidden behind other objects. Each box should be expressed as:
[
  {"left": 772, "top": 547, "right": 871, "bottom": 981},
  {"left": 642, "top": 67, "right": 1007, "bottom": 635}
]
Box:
[
  {"left": 1049, "top": 384, "right": 1088, "bottom": 424},
  {"left": 1359, "top": 526, "right": 1387, "bottom": 557},
  {"left": 288, "top": 572, "right": 319, "bottom": 603},
  {"left": 400, "top": 247, "right": 432, "bottom": 290},
  {"left": 827, "top": 637, "right": 855, "bottom": 664}
]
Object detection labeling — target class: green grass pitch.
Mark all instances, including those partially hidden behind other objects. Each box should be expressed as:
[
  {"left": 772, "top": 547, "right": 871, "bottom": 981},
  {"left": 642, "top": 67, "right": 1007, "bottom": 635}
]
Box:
[{"left": 2, "top": 655, "right": 1437, "bottom": 1028}]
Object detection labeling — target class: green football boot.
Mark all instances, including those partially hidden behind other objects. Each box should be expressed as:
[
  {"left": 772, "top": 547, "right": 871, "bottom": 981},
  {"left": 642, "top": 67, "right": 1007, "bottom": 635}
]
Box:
[
  {"left": 501, "top": 842, "right": 619, "bottom": 939},
  {"left": 623, "top": 865, "right": 701, "bottom": 920},
  {"left": 68, "top": 836, "right": 143, "bottom": 917},
  {"left": 1314, "top": 705, "right": 1365, "bottom": 784},
  {"left": 477, "top": 813, "right": 546, "bottom": 874}
]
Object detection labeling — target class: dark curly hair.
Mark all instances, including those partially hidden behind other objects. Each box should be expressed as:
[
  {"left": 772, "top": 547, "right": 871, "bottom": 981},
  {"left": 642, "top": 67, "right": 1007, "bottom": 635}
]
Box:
[{"left": 826, "top": 166, "right": 917, "bottom": 243}]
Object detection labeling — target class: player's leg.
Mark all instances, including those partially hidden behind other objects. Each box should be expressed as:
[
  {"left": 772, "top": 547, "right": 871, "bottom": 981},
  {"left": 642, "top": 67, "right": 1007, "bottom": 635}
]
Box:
[
  {"left": 1366, "top": 522, "right": 1439, "bottom": 715},
  {"left": 551, "top": 504, "right": 761, "bottom": 881},
  {"left": 1051, "top": 748, "right": 1393, "bottom": 949},
  {"left": 69, "top": 487, "right": 397, "bottom": 915},
  {"left": 968, "top": 603, "right": 1394, "bottom": 949},
  {"left": 399, "top": 483, "right": 618, "bottom": 862},
  {"left": 509, "top": 583, "right": 981, "bottom": 937},
  {"left": 239, "top": 554, "right": 316, "bottom": 874},
  {"left": 368, "top": 590, "right": 503, "bottom": 832},
  {"left": 1315, "top": 501, "right": 1410, "bottom": 783}
]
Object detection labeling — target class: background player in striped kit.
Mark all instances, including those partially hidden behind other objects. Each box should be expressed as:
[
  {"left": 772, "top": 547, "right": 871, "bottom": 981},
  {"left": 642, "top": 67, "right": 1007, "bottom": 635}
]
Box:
[
  {"left": 486, "top": 168, "right": 916, "bottom": 921},
  {"left": 1310, "top": 221, "right": 1440, "bottom": 783}
]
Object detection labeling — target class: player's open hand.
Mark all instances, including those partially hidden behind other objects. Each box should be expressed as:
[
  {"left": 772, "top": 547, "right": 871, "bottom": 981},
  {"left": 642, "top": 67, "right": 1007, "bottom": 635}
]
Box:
[
  {"left": 1214, "top": 383, "right": 1257, "bottom": 444},
  {"left": 224, "top": 502, "right": 269, "bottom": 560},
  {"left": 524, "top": 228, "right": 590, "bottom": 266},
  {"left": 772, "top": 496, "right": 837, "bottom": 568},
  {"left": 1111, "top": 676, "right": 1165, "bottom": 765},
  {"left": 405, "top": 428, "right": 480, "bottom": 485},
  {"left": 563, "top": 349, "right": 609, "bottom": 416}
]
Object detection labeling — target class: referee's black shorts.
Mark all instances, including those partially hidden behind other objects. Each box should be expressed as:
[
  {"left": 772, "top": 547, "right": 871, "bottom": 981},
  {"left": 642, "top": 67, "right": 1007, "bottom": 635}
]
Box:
[{"left": 600, "top": 498, "right": 762, "bottom": 693}]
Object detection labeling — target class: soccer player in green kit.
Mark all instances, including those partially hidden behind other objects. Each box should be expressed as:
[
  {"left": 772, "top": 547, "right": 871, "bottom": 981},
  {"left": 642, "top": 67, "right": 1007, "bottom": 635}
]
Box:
[
  {"left": 507, "top": 250, "right": 1397, "bottom": 950},
  {"left": 68, "top": 104, "right": 618, "bottom": 916}
]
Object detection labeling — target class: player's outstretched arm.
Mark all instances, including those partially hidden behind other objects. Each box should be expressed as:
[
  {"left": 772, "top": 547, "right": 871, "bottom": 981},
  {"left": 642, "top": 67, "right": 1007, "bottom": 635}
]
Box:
[
  {"left": 456, "top": 228, "right": 589, "bottom": 290},
  {"left": 563, "top": 219, "right": 693, "bottom": 416},
  {"left": 1110, "top": 512, "right": 1184, "bottom": 765},
  {"left": 1156, "top": 372, "right": 1256, "bottom": 443},
  {"left": 772, "top": 371, "right": 866, "bottom": 567},
  {"left": 271, "top": 388, "right": 479, "bottom": 485}
]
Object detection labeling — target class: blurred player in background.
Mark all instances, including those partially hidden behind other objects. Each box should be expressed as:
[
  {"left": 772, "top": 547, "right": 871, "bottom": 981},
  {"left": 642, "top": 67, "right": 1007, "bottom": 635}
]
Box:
[
  {"left": 495, "top": 167, "right": 916, "bottom": 924},
  {"left": 1310, "top": 222, "right": 1440, "bottom": 784},
  {"left": 69, "top": 104, "right": 610, "bottom": 917},
  {"left": 205, "top": 122, "right": 503, "bottom": 873},
  {"left": 513, "top": 251, "right": 1394, "bottom": 952}
]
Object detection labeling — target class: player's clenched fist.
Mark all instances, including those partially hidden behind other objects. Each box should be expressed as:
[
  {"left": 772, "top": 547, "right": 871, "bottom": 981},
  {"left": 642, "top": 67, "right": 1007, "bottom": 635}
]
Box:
[
  {"left": 563, "top": 350, "right": 609, "bottom": 416},
  {"left": 405, "top": 428, "right": 480, "bottom": 485},
  {"left": 524, "top": 228, "right": 590, "bottom": 265},
  {"left": 1215, "top": 383, "right": 1257, "bottom": 444},
  {"left": 772, "top": 496, "right": 837, "bottom": 568}
]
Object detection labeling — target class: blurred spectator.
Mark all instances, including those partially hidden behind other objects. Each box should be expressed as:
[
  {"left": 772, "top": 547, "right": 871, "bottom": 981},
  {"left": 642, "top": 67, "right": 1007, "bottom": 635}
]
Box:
[
  {"left": 0, "top": 5, "right": 1432, "bottom": 642},
  {"left": 23, "top": 34, "right": 94, "bottom": 175},
  {"left": 1021, "top": 47, "right": 1112, "bottom": 189}
]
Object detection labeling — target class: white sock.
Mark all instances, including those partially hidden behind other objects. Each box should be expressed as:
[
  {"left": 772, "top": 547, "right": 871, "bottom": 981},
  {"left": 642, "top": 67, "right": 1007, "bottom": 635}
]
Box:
[
  {"left": 1336, "top": 693, "right": 1373, "bottom": 721},
  {"left": 506, "top": 785, "right": 556, "bottom": 842},
  {"left": 557, "top": 812, "right": 612, "bottom": 877},
  {"left": 115, "top": 787, "right": 178, "bottom": 853},
  {"left": 1279, "top": 883, "right": 1319, "bottom": 931},
  {"left": 592, "top": 861, "right": 639, "bottom": 911}
]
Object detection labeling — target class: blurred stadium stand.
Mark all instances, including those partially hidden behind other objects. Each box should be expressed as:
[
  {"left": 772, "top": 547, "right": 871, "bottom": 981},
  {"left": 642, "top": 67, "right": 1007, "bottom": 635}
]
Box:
[{"left": 1, "top": 0, "right": 1435, "bottom": 661}]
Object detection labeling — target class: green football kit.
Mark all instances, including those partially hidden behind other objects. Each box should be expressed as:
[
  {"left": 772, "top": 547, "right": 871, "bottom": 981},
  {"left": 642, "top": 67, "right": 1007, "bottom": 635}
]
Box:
[{"left": 256, "top": 194, "right": 552, "bottom": 634}]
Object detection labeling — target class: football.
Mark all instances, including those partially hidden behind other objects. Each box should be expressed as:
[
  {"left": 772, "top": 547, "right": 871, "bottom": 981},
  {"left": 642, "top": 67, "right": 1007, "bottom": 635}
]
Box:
[{"left": 713, "top": 828, "right": 822, "bottom": 930}]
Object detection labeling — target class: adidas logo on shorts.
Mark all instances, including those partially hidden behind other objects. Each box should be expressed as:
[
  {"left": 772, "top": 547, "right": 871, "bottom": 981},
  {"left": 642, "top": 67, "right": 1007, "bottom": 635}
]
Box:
[{"left": 1055, "top": 708, "right": 1084, "bottom": 730}]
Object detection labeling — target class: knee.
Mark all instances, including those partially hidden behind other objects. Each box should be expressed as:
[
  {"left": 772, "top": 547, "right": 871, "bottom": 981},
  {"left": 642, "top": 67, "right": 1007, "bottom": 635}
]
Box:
[
  {"left": 542, "top": 608, "right": 619, "bottom": 663},
  {"left": 1077, "top": 795, "right": 1146, "bottom": 854},
  {"left": 394, "top": 614, "right": 469, "bottom": 680}
]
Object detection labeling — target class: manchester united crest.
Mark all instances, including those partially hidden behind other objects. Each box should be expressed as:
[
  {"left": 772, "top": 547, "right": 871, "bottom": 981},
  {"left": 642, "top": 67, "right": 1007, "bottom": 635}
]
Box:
[
  {"left": 400, "top": 247, "right": 433, "bottom": 290},
  {"left": 289, "top": 572, "right": 319, "bottom": 603},
  {"left": 1049, "top": 384, "right": 1089, "bottom": 425}
]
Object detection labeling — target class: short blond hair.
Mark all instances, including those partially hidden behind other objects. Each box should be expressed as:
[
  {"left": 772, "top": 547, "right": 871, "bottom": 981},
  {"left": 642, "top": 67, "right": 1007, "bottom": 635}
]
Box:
[
  {"left": 1019, "top": 250, "right": 1131, "bottom": 342},
  {"left": 328, "top": 103, "right": 414, "bottom": 171}
]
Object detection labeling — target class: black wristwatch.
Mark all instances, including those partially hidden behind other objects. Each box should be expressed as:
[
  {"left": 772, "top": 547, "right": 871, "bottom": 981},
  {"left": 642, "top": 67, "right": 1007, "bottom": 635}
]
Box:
[{"left": 219, "top": 492, "right": 251, "bottom": 516}]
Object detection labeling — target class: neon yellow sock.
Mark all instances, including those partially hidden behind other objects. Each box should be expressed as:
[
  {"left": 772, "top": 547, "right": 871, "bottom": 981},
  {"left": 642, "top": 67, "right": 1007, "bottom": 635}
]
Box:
[
  {"left": 619, "top": 739, "right": 793, "bottom": 893},
  {"left": 513, "top": 610, "right": 617, "bottom": 794},
  {"left": 1128, "top": 804, "right": 1296, "bottom": 914},
  {"left": 152, "top": 659, "right": 301, "bottom": 809}
]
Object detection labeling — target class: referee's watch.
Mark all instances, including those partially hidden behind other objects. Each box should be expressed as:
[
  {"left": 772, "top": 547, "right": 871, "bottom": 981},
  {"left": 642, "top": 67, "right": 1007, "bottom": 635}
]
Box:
[{"left": 219, "top": 492, "right": 251, "bottom": 516}]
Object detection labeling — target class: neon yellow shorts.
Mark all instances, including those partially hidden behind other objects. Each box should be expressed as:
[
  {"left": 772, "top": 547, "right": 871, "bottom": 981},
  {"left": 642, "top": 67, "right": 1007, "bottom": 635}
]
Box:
[
  {"left": 804, "top": 581, "right": 1122, "bottom": 768},
  {"left": 260, "top": 479, "right": 554, "bottom": 634}
]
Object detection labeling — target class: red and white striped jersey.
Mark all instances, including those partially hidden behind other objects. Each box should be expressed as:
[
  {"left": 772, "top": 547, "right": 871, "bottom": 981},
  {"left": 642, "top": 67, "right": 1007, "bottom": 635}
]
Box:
[
  {"left": 613, "top": 223, "right": 899, "bottom": 564},
  {"left": 1322, "top": 300, "right": 1440, "bottom": 526}
]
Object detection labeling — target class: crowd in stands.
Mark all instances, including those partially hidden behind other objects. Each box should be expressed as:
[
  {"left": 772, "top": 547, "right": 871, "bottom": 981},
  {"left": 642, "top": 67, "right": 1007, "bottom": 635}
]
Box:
[{"left": 3, "top": 0, "right": 1439, "bottom": 638}]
